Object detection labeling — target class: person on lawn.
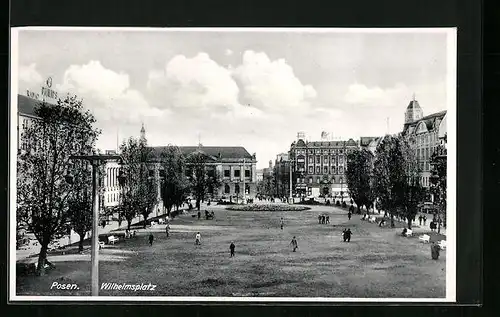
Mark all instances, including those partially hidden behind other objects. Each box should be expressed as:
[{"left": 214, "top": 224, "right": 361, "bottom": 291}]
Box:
[
  {"left": 290, "top": 236, "right": 298, "bottom": 252},
  {"left": 326, "top": 215, "right": 330, "bottom": 224},
  {"left": 345, "top": 228, "right": 352, "bottom": 242},
  {"left": 230, "top": 241, "right": 235, "bottom": 257},
  {"left": 165, "top": 223, "right": 170, "bottom": 237},
  {"left": 318, "top": 215, "right": 322, "bottom": 224},
  {"left": 195, "top": 232, "right": 201, "bottom": 245},
  {"left": 148, "top": 233, "right": 154, "bottom": 246},
  {"left": 348, "top": 211, "right": 352, "bottom": 220}
]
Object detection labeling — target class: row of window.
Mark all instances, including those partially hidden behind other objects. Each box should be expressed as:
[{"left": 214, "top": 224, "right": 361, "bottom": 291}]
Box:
[
  {"left": 106, "top": 167, "right": 120, "bottom": 187},
  {"left": 304, "top": 156, "right": 345, "bottom": 164},
  {"left": 307, "top": 166, "right": 344, "bottom": 174},
  {"left": 223, "top": 169, "right": 251, "bottom": 178},
  {"left": 224, "top": 183, "right": 251, "bottom": 194},
  {"left": 294, "top": 149, "right": 352, "bottom": 155},
  {"left": 106, "top": 192, "right": 119, "bottom": 203}
]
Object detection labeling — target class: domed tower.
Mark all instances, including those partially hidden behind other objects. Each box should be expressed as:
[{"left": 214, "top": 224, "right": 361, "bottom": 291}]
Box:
[{"left": 404, "top": 93, "right": 423, "bottom": 124}]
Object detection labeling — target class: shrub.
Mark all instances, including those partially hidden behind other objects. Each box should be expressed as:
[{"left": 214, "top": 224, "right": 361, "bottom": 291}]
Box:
[{"left": 226, "top": 204, "right": 311, "bottom": 212}]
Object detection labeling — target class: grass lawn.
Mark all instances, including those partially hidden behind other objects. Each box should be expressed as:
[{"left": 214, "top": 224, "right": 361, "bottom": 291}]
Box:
[{"left": 16, "top": 205, "right": 446, "bottom": 298}]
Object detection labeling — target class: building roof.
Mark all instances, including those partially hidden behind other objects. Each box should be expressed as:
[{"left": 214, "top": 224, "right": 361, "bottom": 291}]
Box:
[
  {"left": 359, "top": 137, "right": 379, "bottom": 147},
  {"left": 17, "top": 94, "right": 39, "bottom": 117},
  {"left": 407, "top": 99, "right": 422, "bottom": 111},
  {"left": 149, "top": 146, "right": 254, "bottom": 160},
  {"left": 403, "top": 110, "right": 447, "bottom": 133},
  {"left": 17, "top": 94, "right": 57, "bottom": 118}
]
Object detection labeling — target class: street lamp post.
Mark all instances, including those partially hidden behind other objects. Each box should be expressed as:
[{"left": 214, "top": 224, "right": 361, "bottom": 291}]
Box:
[{"left": 68, "top": 154, "right": 122, "bottom": 296}]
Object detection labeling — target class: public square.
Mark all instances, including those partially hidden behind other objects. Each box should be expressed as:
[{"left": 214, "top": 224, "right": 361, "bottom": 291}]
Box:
[{"left": 16, "top": 203, "right": 446, "bottom": 298}]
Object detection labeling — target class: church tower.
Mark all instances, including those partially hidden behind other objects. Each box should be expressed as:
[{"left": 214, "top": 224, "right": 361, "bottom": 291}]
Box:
[
  {"left": 140, "top": 123, "right": 146, "bottom": 140},
  {"left": 404, "top": 93, "right": 424, "bottom": 124}
]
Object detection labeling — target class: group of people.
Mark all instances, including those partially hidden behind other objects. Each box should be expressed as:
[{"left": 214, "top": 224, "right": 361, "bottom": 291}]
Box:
[{"left": 318, "top": 214, "right": 330, "bottom": 224}]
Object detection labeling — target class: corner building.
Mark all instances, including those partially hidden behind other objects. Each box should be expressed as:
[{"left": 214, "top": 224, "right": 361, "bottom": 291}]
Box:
[
  {"left": 402, "top": 96, "right": 447, "bottom": 188},
  {"left": 289, "top": 133, "right": 358, "bottom": 198}
]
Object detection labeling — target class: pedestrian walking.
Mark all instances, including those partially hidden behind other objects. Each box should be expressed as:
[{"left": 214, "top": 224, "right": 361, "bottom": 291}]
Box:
[
  {"left": 348, "top": 212, "right": 352, "bottom": 220},
  {"left": 148, "top": 233, "right": 154, "bottom": 246},
  {"left": 280, "top": 217, "right": 284, "bottom": 230},
  {"left": 318, "top": 215, "right": 322, "bottom": 224},
  {"left": 197, "top": 211, "right": 201, "bottom": 220},
  {"left": 230, "top": 241, "right": 235, "bottom": 257},
  {"left": 345, "top": 228, "right": 352, "bottom": 242},
  {"left": 165, "top": 223, "right": 170, "bottom": 237},
  {"left": 419, "top": 215, "right": 423, "bottom": 226},
  {"left": 423, "top": 215, "right": 427, "bottom": 226},
  {"left": 195, "top": 232, "right": 201, "bottom": 245},
  {"left": 326, "top": 215, "right": 330, "bottom": 224},
  {"left": 290, "top": 236, "right": 298, "bottom": 252},
  {"left": 322, "top": 215, "right": 326, "bottom": 224}
]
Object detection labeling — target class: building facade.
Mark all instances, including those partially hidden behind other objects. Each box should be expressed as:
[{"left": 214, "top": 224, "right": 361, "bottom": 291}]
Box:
[
  {"left": 149, "top": 144, "right": 258, "bottom": 203},
  {"left": 402, "top": 96, "right": 447, "bottom": 188},
  {"left": 274, "top": 153, "right": 291, "bottom": 197},
  {"left": 289, "top": 132, "right": 358, "bottom": 198}
]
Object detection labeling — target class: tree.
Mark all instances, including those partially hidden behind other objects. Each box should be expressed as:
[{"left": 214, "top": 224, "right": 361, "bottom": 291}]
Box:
[
  {"left": 186, "top": 152, "right": 221, "bottom": 210},
  {"left": 159, "top": 145, "right": 188, "bottom": 215},
  {"left": 67, "top": 162, "right": 93, "bottom": 252},
  {"left": 372, "top": 135, "right": 406, "bottom": 228},
  {"left": 398, "top": 135, "right": 426, "bottom": 229},
  {"left": 430, "top": 144, "right": 447, "bottom": 233},
  {"left": 17, "top": 95, "right": 100, "bottom": 275},
  {"left": 346, "top": 149, "right": 374, "bottom": 214},
  {"left": 119, "top": 135, "right": 159, "bottom": 229}
]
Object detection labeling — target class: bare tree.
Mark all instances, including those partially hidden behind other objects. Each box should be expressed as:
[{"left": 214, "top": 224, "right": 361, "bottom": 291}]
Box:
[{"left": 17, "top": 95, "right": 100, "bottom": 275}]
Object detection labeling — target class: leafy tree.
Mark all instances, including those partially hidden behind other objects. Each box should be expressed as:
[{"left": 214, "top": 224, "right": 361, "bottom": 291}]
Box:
[
  {"left": 17, "top": 95, "right": 100, "bottom": 275},
  {"left": 372, "top": 135, "right": 406, "bottom": 228},
  {"left": 346, "top": 149, "right": 374, "bottom": 214},
  {"left": 67, "top": 161, "right": 93, "bottom": 252},
  {"left": 159, "top": 145, "right": 188, "bottom": 215},
  {"left": 186, "top": 152, "right": 221, "bottom": 210},
  {"left": 430, "top": 143, "right": 447, "bottom": 233},
  {"left": 398, "top": 135, "right": 426, "bottom": 229}
]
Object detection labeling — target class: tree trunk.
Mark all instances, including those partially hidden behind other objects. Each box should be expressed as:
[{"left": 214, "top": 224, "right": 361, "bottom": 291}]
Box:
[
  {"left": 36, "top": 242, "right": 49, "bottom": 276},
  {"left": 127, "top": 219, "right": 132, "bottom": 230},
  {"left": 78, "top": 233, "right": 85, "bottom": 252},
  {"left": 196, "top": 199, "right": 201, "bottom": 211},
  {"left": 407, "top": 217, "right": 412, "bottom": 229},
  {"left": 390, "top": 214, "right": 395, "bottom": 228}
]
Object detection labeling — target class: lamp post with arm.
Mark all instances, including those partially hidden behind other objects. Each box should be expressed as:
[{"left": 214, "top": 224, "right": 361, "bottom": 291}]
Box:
[{"left": 66, "top": 154, "right": 122, "bottom": 296}]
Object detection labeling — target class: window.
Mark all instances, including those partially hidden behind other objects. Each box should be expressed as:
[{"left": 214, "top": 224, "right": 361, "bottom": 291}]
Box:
[
  {"left": 332, "top": 166, "right": 337, "bottom": 174},
  {"left": 308, "top": 166, "right": 313, "bottom": 173},
  {"left": 332, "top": 157, "right": 336, "bottom": 165},
  {"left": 316, "top": 167, "right": 320, "bottom": 174},
  {"left": 338, "top": 156, "right": 343, "bottom": 164},
  {"left": 224, "top": 170, "right": 230, "bottom": 177},
  {"left": 235, "top": 184, "right": 240, "bottom": 193},
  {"left": 245, "top": 170, "right": 250, "bottom": 177},
  {"left": 339, "top": 167, "right": 344, "bottom": 174},
  {"left": 324, "top": 156, "right": 329, "bottom": 163},
  {"left": 224, "top": 184, "right": 230, "bottom": 194},
  {"left": 324, "top": 166, "right": 328, "bottom": 174},
  {"left": 309, "top": 178, "right": 313, "bottom": 184},
  {"left": 245, "top": 184, "right": 250, "bottom": 194},
  {"left": 234, "top": 169, "right": 240, "bottom": 177},
  {"left": 316, "top": 156, "right": 320, "bottom": 164}
]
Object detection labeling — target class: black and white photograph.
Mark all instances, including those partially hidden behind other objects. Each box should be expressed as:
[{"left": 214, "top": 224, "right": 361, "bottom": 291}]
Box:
[{"left": 9, "top": 27, "right": 456, "bottom": 302}]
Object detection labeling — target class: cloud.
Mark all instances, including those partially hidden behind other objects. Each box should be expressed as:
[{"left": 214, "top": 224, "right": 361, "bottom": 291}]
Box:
[
  {"left": 232, "top": 50, "right": 317, "bottom": 112},
  {"left": 19, "top": 63, "right": 43, "bottom": 84},
  {"left": 57, "top": 60, "right": 163, "bottom": 123},
  {"left": 225, "top": 49, "right": 233, "bottom": 56},
  {"left": 344, "top": 82, "right": 409, "bottom": 107}
]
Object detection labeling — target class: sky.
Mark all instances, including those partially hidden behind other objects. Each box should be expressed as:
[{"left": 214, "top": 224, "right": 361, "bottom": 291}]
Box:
[{"left": 14, "top": 28, "right": 453, "bottom": 169}]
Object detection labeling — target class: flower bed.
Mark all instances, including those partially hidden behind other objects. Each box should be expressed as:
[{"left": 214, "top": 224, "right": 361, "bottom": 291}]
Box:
[{"left": 226, "top": 204, "right": 311, "bottom": 212}]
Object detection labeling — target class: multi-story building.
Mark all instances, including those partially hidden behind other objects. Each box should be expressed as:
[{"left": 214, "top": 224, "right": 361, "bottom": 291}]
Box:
[
  {"left": 402, "top": 96, "right": 447, "bottom": 188},
  {"left": 274, "top": 153, "right": 291, "bottom": 197},
  {"left": 289, "top": 132, "right": 358, "bottom": 198},
  {"left": 256, "top": 169, "right": 264, "bottom": 182}
]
